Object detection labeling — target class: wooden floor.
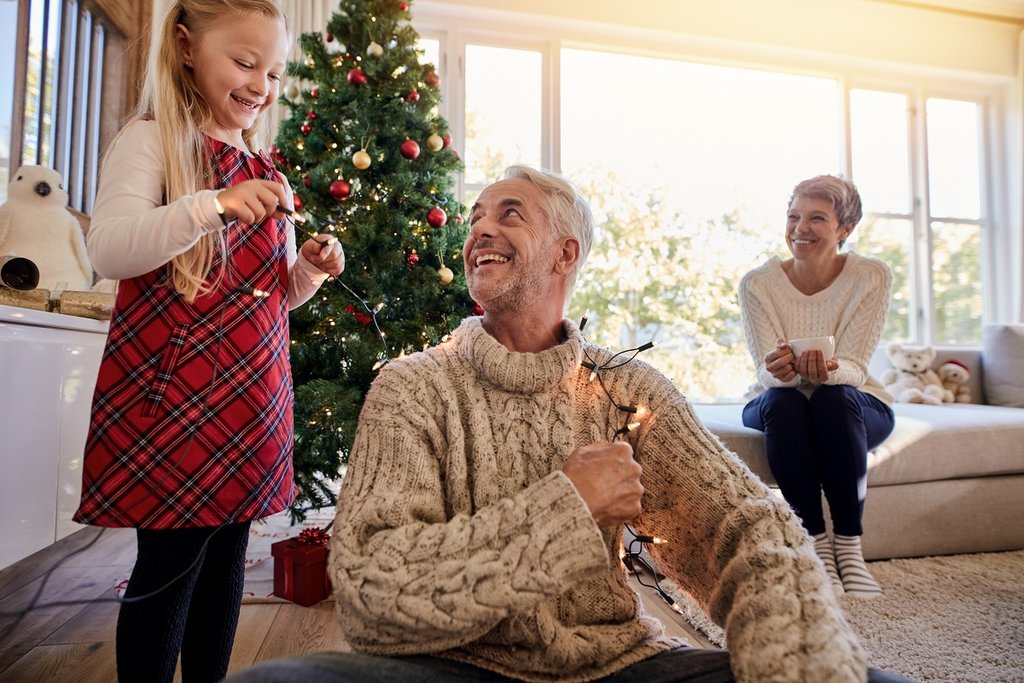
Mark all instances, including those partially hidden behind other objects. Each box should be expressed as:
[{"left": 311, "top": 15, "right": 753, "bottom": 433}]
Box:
[{"left": 0, "top": 527, "right": 713, "bottom": 682}]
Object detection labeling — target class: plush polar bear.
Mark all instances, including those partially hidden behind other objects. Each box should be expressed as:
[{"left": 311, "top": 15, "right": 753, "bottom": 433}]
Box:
[
  {"left": 937, "top": 360, "right": 973, "bottom": 404},
  {"left": 880, "top": 342, "right": 951, "bottom": 405},
  {"left": 0, "top": 165, "right": 91, "bottom": 291}
]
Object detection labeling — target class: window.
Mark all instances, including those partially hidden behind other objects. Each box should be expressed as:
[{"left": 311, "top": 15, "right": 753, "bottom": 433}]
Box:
[
  {"left": 463, "top": 44, "right": 542, "bottom": 202},
  {"left": 559, "top": 48, "right": 841, "bottom": 399},
  {"left": 450, "top": 30, "right": 998, "bottom": 399},
  {"left": 847, "top": 91, "right": 988, "bottom": 345},
  {"left": 3, "top": 0, "right": 147, "bottom": 212}
]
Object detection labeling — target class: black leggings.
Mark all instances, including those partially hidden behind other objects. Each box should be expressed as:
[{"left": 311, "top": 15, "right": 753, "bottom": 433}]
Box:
[{"left": 116, "top": 521, "right": 251, "bottom": 683}]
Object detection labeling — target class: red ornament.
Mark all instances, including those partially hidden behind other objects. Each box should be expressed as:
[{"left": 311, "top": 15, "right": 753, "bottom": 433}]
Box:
[
  {"left": 292, "top": 194, "right": 303, "bottom": 212},
  {"left": 344, "top": 303, "right": 372, "bottom": 325},
  {"left": 454, "top": 214, "right": 464, "bottom": 224},
  {"left": 399, "top": 139, "right": 420, "bottom": 160},
  {"left": 442, "top": 133, "right": 451, "bottom": 148},
  {"left": 300, "top": 123, "right": 312, "bottom": 136},
  {"left": 328, "top": 179, "right": 351, "bottom": 201},
  {"left": 302, "top": 176, "right": 311, "bottom": 188},
  {"left": 472, "top": 303, "right": 485, "bottom": 316},
  {"left": 311, "top": 88, "right": 320, "bottom": 98},
  {"left": 407, "top": 90, "right": 420, "bottom": 102},
  {"left": 325, "top": 33, "right": 334, "bottom": 42},
  {"left": 398, "top": 1, "right": 408, "bottom": 10},
  {"left": 306, "top": 111, "right": 317, "bottom": 119},
  {"left": 270, "top": 145, "right": 287, "bottom": 166},
  {"left": 407, "top": 250, "right": 420, "bottom": 265},
  {"left": 425, "top": 72, "right": 439, "bottom": 88},
  {"left": 347, "top": 68, "right": 367, "bottom": 85},
  {"left": 426, "top": 207, "right": 447, "bottom": 228}
]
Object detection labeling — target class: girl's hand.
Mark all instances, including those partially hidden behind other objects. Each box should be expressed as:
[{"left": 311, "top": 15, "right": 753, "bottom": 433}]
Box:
[
  {"left": 765, "top": 338, "right": 798, "bottom": 382},
  {"left": 216, "top": 179, "right": 288, "bottom": 225},
  {"left": 794, "top": 349, "right": 839, "bottom": 383},
  {"left": 300, "top": 236, "right": 345, "bottom": 277}
]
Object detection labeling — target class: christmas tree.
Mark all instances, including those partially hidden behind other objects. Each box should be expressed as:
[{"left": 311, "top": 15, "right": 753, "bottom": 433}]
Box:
[{"left": 274, "top": 0, "right": 476, "bottom": 519}]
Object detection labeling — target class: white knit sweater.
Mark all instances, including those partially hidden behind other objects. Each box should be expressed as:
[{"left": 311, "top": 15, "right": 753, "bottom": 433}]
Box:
[
  {"left": 330, "top": 317, "right": 867, "bottom": 682},
  {"left": 739, "top": 252, "right": 893, "bottom": 403}
]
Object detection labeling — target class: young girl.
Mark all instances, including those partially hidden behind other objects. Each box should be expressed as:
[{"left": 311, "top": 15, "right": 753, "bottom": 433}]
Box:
[{"left": 73, "top": 1, "right": 342, "bottom": 681}]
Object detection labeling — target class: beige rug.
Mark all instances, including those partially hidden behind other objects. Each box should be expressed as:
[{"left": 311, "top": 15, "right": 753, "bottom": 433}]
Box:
[{"left": 663, "top": 549, "right": 1024, "bottom": 682}]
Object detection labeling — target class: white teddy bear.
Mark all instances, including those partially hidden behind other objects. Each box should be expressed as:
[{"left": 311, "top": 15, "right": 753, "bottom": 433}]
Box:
[
  {"left": 0, "top": 165, "right": 92, "bottom": 291},
  {"left": 937, "top": 360, "right": 973, "bottom": 404},
  {"left": 880, "top": 342, "right": 951, "bottom": 405}
]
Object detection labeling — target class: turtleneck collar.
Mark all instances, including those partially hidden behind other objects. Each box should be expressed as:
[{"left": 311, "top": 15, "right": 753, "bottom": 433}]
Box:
[{"left": 453, "top": 317, "right": 583, "bottom": 394}]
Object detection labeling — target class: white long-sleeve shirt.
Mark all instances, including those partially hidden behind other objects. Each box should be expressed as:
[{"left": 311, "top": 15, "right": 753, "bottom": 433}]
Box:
[
  {"left": 739, "top": 252, "right": 893, "bottom": 403},
  {"left": 87, "top": 119, "right": 326, "bottom": 309}
]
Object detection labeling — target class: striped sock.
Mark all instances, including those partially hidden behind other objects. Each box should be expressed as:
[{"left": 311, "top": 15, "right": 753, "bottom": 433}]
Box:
[
  {"left": 813, "top": 532, "right": 844, "bottom": 595},
  {"left": 834, "top": 534, "right": 882, "bottom": 598}
]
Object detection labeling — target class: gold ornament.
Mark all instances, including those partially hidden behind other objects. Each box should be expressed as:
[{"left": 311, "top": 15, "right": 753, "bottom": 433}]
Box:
[
  {"left": 353, "top": 149, "right": 372, "bottom": 170},
  {"left": 426, "top": 134, "right": 444, "bottom": 152},
  {"left": 437, "top": 266, "right": 454, "bottom": 285},
  {"left": 367, "top": 41, "right": 384, "bottom": 57}
]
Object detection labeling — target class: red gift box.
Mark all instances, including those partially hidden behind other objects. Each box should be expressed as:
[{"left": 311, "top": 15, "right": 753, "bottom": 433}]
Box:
[{"left": 271, "top": 537, "right": 332, "bottom": 606}]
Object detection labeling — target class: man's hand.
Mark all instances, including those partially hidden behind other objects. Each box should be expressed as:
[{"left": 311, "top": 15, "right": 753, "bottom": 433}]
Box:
[{"left": 562, "top": 441, "right": 643, "bottom": 528}]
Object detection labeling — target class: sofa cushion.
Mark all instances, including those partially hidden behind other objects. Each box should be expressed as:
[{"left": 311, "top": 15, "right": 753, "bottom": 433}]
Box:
[
  {"left": 983, "top": 324, "right": 1024, "bottom": 407},
  {"left": 691, "top": 402, "right": 1024, "bottom": 488}
]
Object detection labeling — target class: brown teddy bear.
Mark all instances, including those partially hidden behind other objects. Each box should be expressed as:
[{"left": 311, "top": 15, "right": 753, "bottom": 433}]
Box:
[{"left": 937, "top": 359, "right": 972, "bottom": 404}]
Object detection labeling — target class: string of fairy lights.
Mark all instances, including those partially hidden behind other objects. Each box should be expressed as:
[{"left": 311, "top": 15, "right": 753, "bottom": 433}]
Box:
[{"left": 577, "top": 316, "right": 689, "bottom": 616}]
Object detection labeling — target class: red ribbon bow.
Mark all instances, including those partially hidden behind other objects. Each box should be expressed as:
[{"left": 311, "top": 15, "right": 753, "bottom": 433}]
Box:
[{"left": 297, "top": 527, "right": 331, "bottom": 546}]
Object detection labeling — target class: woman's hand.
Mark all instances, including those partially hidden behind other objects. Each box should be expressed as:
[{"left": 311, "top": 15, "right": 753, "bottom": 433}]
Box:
[
  {"left": 794, "top": 349, "right": 839, "bottom": 383},
  {"left": 216, "top": 180, "right": 288, "bottom": 225},
  {"left": 765, "top": 339, "right": 798, "bottom": 382},
  {"left": 300, "top": 236, "right": 345, "bottom": 277}
]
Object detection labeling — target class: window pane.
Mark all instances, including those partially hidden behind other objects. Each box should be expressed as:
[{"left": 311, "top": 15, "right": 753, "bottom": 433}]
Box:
[
  {"left": 932, "top": 222, "right": 982, "bottom": 343},
  {"left": 561, "top": 48, "right": 840, "bottom": 401},
  {"left": 846, "top": 217, "right": 912, "bottom": 342},
  {"left": 416, "top": 38, "right": 439, "bottom": 68},
  {"left": 0, "top": 0, "right": 18, "bottom": 200},
  {"left": 851, "top": 90, "right": 910, "bottom": 215},
  {"left": 927, "top": 99, "right": 981, "bottom": 220},
  {"left": 464, "top": 45, "right": 541, "bottom": 185}
]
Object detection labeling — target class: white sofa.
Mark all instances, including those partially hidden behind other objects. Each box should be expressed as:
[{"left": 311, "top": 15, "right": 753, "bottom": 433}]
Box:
[{"left": 691, "top": 326, "right": 1024, "bottom": 561}]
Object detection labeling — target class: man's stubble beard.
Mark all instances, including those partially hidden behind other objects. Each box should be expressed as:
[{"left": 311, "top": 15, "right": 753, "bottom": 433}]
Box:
[{"left": 468, "top": 247, "right": 554, "bottom": 317}]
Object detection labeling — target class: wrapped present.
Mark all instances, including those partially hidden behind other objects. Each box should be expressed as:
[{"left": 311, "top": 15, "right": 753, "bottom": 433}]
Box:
[
  {"left": 271, "top": 527, "right": 332, "bottom": 606},
  {"left": 0, "top": 287, "right": 50, "bottom": 311},
  {"left": 55, "top": 290, "right": 114, "bottom": 320}
]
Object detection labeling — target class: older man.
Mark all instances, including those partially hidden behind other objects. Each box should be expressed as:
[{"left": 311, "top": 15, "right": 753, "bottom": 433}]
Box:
[{"left": 229, "top": 167, "right": 913, "bottom": 683}]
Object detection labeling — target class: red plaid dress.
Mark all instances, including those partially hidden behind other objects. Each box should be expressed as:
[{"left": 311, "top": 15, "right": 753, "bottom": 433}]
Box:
[{"left": 74, "top": 139, "right": 296, "bottom": 528}]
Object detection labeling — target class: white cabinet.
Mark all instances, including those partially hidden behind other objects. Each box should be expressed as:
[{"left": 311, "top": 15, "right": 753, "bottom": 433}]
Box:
[{"left": 0, "top": 304, "right": 108, "bottom": 569}]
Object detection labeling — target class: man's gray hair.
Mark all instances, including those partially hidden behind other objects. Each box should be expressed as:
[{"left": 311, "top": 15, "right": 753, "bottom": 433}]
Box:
[{"left": 501, "top": 165, "right": 594, "bottom": 299}]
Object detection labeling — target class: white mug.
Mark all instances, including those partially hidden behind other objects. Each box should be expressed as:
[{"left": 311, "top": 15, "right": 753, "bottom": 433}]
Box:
[{"left": 788, "top": 335, "right": 836, "bottom": 359}]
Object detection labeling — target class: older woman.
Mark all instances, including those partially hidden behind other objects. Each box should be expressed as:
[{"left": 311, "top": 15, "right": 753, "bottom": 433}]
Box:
[{"left": 739, "top": 175, "right": 894, "bottom": 598}]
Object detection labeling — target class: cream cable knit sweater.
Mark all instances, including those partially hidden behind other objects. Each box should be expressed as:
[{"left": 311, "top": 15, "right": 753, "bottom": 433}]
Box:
[
  {"left": 330, "top": 317, "right": 867, "bottom": 682},
  {"left": 739, "top": 252, "right": 893, "bottom": 403}
]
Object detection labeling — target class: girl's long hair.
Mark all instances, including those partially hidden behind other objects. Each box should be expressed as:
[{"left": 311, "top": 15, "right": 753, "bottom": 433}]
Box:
[{"left": 131, "top": 0, "right": 287, "bottom": 302}]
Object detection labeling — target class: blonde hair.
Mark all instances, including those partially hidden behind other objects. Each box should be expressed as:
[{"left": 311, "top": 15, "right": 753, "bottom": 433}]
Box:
[{"left": 132, "top": 0, "right": 287, "bottom": 302}]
